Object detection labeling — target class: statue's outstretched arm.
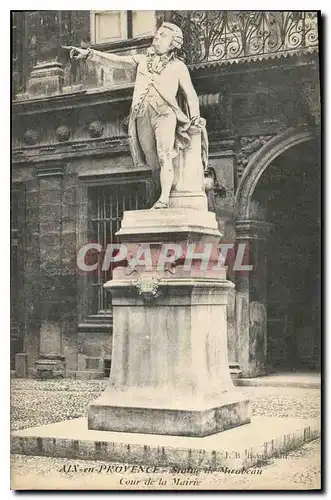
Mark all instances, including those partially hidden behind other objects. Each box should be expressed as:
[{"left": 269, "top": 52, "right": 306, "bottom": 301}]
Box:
[
  {"left": 88, "top": 48, "right": 143, "bottom": 69},
  {"left": 62, "top": 45, "right": 143, "bottom": 69},
  {"left": 178, "top": 63, "right": 200, "bottom": 119}
]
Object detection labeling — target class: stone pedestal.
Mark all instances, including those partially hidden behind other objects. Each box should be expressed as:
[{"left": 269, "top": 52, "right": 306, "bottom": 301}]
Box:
[
  {"left": 88, "top": 124, "right": 250, "bottom": 436},
  {"left": 15, "top": 353, "right": 28, "bottom": 378},
  {"left": 88, "top": 208, "right": 250, "bottom": 436},
  {"left": 26, "top": 61, "right": 64, "bottom": 98},
  {"left": 169, "top": 126, "right": 207, "bottom": 211}
]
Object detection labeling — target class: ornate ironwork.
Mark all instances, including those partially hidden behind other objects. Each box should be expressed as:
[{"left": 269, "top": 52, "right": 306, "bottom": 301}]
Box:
[{"left": 166, "top": 11, "right": 318, "bottom": 65}]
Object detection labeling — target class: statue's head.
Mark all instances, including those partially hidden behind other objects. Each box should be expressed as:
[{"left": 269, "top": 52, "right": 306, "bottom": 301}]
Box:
[{"left": 152, "top": 22, "right": 183, "bottom": 56}]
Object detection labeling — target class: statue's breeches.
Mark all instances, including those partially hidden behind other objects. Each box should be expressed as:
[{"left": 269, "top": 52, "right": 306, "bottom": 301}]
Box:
[{"left": 136, "top": 103, "right": 177, "bottom": 169}]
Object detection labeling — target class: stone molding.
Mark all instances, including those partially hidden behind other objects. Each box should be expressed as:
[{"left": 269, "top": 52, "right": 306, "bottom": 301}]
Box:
[
  {"left": 209, "top": 138, "right": 236, "bottom": 158},
  {"left": 13, "top": 83, "right": 134, "bottom": 114},
  {"left": 35, "top": 165, "right": 64, "bottom": 178},
  {"left": 235, "top": 219, "right": 273, "bottom": 241},
  {"left": 299, "top": 80, "right": 321, "bottom": 126},
  {"left": 13, "top": 136, "right": 130, "bottom": 165},
  {"left": 236, "top": 135, "right": 274, "bottom": 179},
  {"left": 90, "top": 35, "right": 153, "bottom": 54}
]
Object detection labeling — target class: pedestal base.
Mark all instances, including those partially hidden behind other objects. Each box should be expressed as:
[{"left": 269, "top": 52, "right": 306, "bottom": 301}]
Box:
[
  {"left": 35, "top": 356, "right": 66, "bottom": 379},
  {"left": 11, "top": 416, "right": 320, "bottom": 471},
  {"left": 88, "top": 391, "right": 250, "bottom": 437},
  {"left": 26, "top": 61, "right": 64, "bottom": 97},
  {"left": 116, "top": 208, "right": 220, "bottom": 241},
  {"left": 97, "top": 277, "right": 240, "bottom": 436}
]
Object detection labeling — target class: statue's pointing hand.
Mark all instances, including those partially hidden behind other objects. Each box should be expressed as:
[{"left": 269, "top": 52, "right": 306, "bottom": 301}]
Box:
[{"left": 62, "top": 45, "right": 89, "bottom": 60}]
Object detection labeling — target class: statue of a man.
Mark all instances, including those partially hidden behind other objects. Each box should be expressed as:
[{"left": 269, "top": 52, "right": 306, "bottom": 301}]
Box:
[{"left": 64, "top": 22, "right": 207, "bottom": 209}]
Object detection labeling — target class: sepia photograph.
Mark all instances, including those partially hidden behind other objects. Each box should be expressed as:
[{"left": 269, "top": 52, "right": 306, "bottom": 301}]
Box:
[{"left": 10, "top": 9, "right": 321, "bottom": 491}]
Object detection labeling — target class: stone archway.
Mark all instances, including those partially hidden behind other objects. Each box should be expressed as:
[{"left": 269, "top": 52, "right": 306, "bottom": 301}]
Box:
[
  {"left": 235, "top": 127, "right": 316, "bottom": 221},
  {"left": 233, "top": 127, "right": 318, "bottom": 378}
]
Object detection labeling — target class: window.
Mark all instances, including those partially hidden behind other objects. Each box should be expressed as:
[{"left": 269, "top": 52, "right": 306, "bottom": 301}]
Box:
[
  {"left": 91, "top": 10, "right": 156, "bottom": 44},
  {"left": 131, "top": 11, "right": 157, "bottom": 38},
  {"left": 92, "top": 11, "right": 128, "bottom": 43},
  {"left": 87, "top": 182, "right": 146, "bottom": 315}
]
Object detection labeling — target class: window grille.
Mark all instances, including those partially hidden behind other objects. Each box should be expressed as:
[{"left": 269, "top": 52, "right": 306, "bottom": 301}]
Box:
[{"left": 87, "top": 182, "right": 146, "bottom": 315}]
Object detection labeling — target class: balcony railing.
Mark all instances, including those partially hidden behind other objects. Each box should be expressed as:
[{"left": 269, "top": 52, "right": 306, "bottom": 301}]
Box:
[
  {"left": 167, "top": 11, "right": 318, "bottom": 65},
  {"left": 12, "top": 11, "right": 319, "bottom": 97}
]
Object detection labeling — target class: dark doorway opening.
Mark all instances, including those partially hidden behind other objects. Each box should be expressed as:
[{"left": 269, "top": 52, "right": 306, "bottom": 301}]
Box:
[{"left": 253, "top": 138, "right": 321, "bottom": 372}]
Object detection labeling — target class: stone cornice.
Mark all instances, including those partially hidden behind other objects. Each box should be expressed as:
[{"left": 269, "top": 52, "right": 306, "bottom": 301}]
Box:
[
  {"left": 13, "top": 83, "right": 134, "bottom": 116},
  {"left": 209, "top": 138, "right": 236, "bottom": 157},
  {"left": 235, "top": 220, "right": 273, "bottom": 240},
  {"left": 13, "top": 135, "right": 237, "bottom": 166},
  {"left": 12, "top": 136, "right": 130, "bottom": 166},
  {"left": 90, "top": 35, "right": 153, "bottom": 54},
  {"left": 12, "top": 51, "right": 319, "bottom": 118}
]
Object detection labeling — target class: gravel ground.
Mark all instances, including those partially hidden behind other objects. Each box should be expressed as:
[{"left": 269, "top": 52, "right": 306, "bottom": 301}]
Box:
[{"left": 10, "top": 379, "right": 321, "bottom": 490}]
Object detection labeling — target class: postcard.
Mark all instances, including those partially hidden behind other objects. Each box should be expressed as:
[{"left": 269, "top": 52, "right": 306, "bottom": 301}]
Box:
[{"left": 11, "top": 10, "right": 321, "bottom": 491}]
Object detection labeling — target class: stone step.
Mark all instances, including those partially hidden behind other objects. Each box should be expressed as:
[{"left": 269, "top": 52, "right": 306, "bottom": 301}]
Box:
[
  {"left": 11, "top": 416, "right": 320, "bottom": 471},
  {"left": 235, "top": 373, "right": 321, "bottom": 389}
]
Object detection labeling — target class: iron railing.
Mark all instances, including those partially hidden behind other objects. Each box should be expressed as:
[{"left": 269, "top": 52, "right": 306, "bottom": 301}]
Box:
[{"left": 167, "top": 11, "right": 318, "bottom": 65}]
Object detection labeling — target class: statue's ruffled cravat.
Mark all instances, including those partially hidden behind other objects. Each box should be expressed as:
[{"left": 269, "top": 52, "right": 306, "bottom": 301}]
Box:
[{"left": 146, "top": 47, "right": 174, "bottom": 75}]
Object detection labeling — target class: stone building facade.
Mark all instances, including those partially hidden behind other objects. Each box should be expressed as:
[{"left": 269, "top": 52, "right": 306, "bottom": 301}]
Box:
[{"left": 11, "top": 11, "right": 321, "bottom": 379}]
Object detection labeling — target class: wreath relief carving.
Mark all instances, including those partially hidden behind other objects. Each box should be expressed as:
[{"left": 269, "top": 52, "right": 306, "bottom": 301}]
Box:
[{"left": 237, "top": 135, "right": 274, "bottom": 179}]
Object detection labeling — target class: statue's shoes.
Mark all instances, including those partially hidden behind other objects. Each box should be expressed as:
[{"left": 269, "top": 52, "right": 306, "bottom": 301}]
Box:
[{"left": 151, "top": 200, "right": 168, "bottom": 209}]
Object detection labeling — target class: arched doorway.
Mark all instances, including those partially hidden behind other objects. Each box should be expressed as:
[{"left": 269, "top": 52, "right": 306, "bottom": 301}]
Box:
[
  {"left": 253, "top": 137, "right": 321, "bottom": 371},
  {"left": 234, "top": 128, "right": 321, "bottom": 377}
]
